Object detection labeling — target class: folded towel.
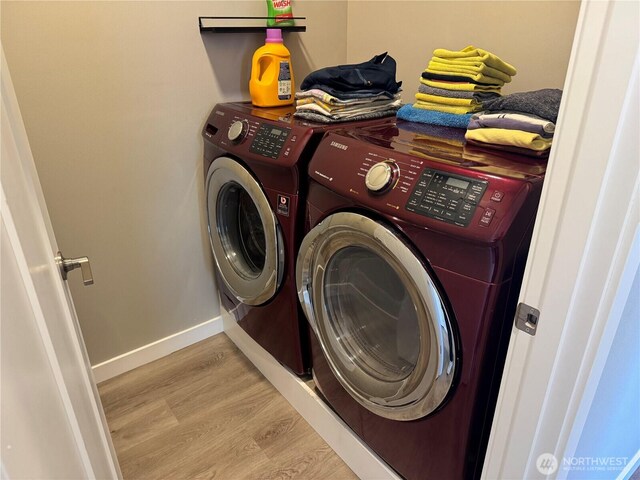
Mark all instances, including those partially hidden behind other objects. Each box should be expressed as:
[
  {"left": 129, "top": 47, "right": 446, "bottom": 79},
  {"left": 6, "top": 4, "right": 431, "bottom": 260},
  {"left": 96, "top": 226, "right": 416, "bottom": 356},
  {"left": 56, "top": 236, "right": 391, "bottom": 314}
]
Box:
[
  {"left": 397, "top": 104, "right": 472, "bottom": 128},
  {"left": 481, "top": 89, "right": 563, "bottom": 123},
  {"left": 427, "top": 59, "right": 513, "bottom": 83},
  {"left": 415, "top": 92, "right": 481, "bottom": 108},
  {"left": 469, "top": 112, "right": 555, "bottom": 137},
  {"left": 465, "top": 127, "right": 553, "bottom": 151},
  {"left": 429, "top": 56, "right": 517, "bottom": 76},
  {"left": 296, "top": 98, "right": 403, "bottom": 119},
  {"left": 297, "top": 97, "right": 340, "bottom": 112},
  {"left": 418, "top": 83, "right": 476, "bottom": 99},
  {"left": 295, "top": 89, "right": 401, "bottom": 105},
  {"left": 418, "top": 85, "right": 502, "bottom": 104},
  {"left": 294, "top": 107, "right": 399, "bottom": 124},
  {"left": 422, "top": 68, "right": 505, "bottom": 87},
  {"left": 296, "top": 96, "right": 399, "bottom": 114},
  {"left": 433, "top": 46, "right": 517, "bottom": 76},
  {"left": 301, "top": 84, "right": 399, "bottom": 100},
  {"left": 414, "top": 100, "right": 482, "bottom": 115},
  {"left": 420, "top": 78, "right": 503, "bottom": 93}
]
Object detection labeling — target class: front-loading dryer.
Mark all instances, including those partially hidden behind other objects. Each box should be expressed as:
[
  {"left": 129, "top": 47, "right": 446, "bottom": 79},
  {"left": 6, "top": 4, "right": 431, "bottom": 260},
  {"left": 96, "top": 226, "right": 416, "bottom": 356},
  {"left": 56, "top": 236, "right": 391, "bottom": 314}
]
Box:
[
  {"left": 202, "top": 102, "right": 395, "bottom": 375},
  {"left": 296, "top": 121, "right": 548, "bottom": 477}
]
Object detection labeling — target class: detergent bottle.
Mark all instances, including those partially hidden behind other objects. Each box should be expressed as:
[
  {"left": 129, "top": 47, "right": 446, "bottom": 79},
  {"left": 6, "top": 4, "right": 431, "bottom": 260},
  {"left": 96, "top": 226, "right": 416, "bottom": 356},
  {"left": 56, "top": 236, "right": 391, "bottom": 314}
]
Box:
[
  {"left": 249, "top": 29, "right": 294, "bottom": 107},
  {"left": 266, "top": 0, "right": 294, "bottom": 27}
]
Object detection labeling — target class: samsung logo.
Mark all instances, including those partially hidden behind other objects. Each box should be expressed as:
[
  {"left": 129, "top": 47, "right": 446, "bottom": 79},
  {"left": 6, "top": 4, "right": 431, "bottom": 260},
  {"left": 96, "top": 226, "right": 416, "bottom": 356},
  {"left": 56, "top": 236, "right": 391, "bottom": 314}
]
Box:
[{"left": 330, "top": 141, "right": 348, "bottom": 151}]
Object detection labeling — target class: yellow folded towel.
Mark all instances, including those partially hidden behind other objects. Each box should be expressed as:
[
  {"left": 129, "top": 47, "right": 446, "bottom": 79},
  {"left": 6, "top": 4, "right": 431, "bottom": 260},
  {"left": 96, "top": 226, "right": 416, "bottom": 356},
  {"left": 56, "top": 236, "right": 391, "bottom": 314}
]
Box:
[
  {"left": 465, "top": 128, "right": 553, "bottom": 151},
  {"left": 420, "top": 77, "right": 503, "bottom": 93},
  {"left": 415, "top": 92, "right": 481, "bottom": 107},
  {"left": 424, "top": 67, "right": 505, "bottom": 86},
  {"left": 430, "top": 56, "right": 515, "bottom": 73},
  {"left": 433, "top": 46, "right": 517, "bottom": 76},
  {"left": 414, "top": 100, "right": 482, "bottom": 115},
  {"left": 428, "top": 59, "right": 513, "bottom": 83}
]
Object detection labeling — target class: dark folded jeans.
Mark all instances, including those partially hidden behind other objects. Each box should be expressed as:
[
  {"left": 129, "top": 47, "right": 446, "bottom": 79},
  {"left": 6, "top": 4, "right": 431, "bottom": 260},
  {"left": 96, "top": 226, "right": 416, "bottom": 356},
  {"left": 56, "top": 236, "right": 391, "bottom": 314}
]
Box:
[{"left": 300, "top": 52, "right": 402, "bottom": 94}]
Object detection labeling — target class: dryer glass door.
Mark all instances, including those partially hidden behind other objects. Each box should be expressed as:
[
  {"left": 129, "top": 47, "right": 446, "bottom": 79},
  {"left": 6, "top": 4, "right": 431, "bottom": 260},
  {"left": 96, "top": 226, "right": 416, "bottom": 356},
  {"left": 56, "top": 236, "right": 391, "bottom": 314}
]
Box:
[
  {"left": 206, "top": 157, "right": 284, "bottom": 306},
  {"left": 297, "top": 212, "right": 456, "bottom": 421}
]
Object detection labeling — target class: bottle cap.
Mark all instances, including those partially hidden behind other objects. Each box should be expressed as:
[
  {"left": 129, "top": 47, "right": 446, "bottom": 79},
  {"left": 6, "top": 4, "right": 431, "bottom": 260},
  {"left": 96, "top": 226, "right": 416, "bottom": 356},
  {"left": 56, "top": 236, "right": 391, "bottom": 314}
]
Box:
[{"left": 265, "top": 28, "right": 283, "bottom": 43}]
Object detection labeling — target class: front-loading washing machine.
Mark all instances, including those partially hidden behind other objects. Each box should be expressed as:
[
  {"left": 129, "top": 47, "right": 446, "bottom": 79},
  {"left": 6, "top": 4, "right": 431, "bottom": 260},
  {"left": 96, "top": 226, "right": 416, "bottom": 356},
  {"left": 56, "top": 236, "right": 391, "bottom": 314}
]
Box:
[
  {"left": 202, "top": 102, "right": 395, "bottom": 375},
  {"left": 296, "top": 121, "right": 548, "bottom": 478}
]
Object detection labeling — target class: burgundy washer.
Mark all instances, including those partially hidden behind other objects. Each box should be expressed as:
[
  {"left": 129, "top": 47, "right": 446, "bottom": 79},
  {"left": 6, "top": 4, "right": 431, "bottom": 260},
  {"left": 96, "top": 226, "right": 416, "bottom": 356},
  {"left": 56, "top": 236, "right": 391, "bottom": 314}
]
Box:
[
  {"left": 202, "top": 102, "right": 395, "bottom": 375},
  {"left": 296, "top": 120, "right": 548, "bottom": 477}
]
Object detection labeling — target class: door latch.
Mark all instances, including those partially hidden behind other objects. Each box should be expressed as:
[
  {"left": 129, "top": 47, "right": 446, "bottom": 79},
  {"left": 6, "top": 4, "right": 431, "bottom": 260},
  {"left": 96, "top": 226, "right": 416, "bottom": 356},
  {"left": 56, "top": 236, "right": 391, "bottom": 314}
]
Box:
[
  {"left": 515, "top": 303, "right": 540, "bottom": 336},
  {"left": 55, "top": 251, "right": 94, "bottom": 286}
]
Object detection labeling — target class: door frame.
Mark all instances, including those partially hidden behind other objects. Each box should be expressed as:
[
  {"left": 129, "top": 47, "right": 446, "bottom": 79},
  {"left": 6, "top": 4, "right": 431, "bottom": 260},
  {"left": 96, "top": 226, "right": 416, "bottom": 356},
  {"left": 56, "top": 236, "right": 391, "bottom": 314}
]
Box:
[{"left": 482, "top": 1, "right": 639, "bottom": 478}]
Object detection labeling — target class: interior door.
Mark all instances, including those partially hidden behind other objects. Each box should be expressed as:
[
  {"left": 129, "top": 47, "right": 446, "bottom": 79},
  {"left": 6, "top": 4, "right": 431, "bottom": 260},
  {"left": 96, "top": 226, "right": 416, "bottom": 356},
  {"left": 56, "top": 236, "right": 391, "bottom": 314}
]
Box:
[{"left": 1, "top": 49, "right": 121, "bottom": 479}]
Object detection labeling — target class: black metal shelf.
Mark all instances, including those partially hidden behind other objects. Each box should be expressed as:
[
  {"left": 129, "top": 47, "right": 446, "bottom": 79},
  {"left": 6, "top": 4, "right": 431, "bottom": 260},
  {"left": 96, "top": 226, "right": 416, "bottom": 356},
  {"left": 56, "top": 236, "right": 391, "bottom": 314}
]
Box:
[{"left": 199, "top": 16, "right": 307, "bottom": 33}]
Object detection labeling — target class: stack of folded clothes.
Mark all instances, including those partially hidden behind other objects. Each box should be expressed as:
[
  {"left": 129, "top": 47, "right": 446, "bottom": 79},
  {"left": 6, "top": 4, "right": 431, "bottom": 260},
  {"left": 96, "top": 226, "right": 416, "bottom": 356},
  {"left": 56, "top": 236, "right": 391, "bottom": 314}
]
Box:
[
  {"left": 397, "top": 46, "right": 516, "bottom": 128},
  {"left": 464, "top": 89, "right": 562, "bottom": 158},
  {"left": 294, "top": 52, "right": 403, "bottom": 123}
]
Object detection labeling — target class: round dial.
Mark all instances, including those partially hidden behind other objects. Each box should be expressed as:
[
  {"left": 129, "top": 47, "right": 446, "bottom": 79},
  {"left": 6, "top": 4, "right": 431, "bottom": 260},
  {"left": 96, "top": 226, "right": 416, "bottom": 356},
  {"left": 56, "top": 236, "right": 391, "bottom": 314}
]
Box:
[
  {"left": 365, "top": 161, "right": 397, "bottom": 193},
  {"left": 227, "top": 120, "right": 247, "bottom": 143}
]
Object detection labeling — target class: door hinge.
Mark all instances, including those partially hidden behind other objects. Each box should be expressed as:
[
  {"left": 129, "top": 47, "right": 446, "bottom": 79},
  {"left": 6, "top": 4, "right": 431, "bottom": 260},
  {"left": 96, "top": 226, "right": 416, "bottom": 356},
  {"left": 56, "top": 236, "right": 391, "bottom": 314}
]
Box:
[{"left": 515, "top": 303, "right": 540, "bottom": 336}]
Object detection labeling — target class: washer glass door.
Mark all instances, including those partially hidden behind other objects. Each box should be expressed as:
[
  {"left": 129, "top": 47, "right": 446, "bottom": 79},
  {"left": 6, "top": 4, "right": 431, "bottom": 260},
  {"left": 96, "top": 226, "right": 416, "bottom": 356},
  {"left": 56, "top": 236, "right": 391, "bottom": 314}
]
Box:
[
  {"left": 206, "top": 157, "right": 283, "bottom": 306},
  {"left": 297, "top": 212, "right": 456, "bottom": 420}
]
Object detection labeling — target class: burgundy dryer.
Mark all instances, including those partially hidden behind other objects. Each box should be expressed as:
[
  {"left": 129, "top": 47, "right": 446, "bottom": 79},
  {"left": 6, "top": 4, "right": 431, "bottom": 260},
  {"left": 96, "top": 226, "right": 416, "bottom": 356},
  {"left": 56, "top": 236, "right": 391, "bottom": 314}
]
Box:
[
  {"left": 201, "top": 102, "right": 395, "bottom": 375},
  {"left": 296, "top": 121, "right": 548, "bottom": 477}
]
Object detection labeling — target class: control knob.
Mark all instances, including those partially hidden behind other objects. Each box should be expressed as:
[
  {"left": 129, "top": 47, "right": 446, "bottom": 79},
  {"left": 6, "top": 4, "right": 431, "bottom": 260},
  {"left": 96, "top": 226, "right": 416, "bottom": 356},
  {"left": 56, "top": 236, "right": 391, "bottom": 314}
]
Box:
[
  {"left": 365, "top": 161, "right": 398, "bottom": 193},
  {"left": 227, "top": 120, "right": 248, "bottom": 143}
]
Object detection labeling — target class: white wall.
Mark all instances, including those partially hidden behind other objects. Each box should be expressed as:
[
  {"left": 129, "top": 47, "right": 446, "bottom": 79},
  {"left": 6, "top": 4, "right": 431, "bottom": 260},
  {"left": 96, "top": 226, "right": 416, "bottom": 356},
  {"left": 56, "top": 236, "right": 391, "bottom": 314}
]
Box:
[
  {"left": 346, "top": 1, "right": 580, "bottom": 102},
  {"left": 1, "top": 0, "right": 348, "bottom": 365}
]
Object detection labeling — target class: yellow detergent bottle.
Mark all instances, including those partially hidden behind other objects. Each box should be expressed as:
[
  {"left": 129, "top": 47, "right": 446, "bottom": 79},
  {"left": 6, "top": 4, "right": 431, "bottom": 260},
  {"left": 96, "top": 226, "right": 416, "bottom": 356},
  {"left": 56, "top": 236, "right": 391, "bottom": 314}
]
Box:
[{"left": 250, "top": 29, "right": 294, "bottom": 107}]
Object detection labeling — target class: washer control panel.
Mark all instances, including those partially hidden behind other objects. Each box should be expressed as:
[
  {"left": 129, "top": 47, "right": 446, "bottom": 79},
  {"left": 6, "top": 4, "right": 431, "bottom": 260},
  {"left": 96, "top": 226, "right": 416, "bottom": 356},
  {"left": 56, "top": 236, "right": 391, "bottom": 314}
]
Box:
[
  {"left": 406, "top": 169, "right": 488, "bottom": 227},
  {"left": 249, "top": 123, "right": 291, "bottom": 159}
]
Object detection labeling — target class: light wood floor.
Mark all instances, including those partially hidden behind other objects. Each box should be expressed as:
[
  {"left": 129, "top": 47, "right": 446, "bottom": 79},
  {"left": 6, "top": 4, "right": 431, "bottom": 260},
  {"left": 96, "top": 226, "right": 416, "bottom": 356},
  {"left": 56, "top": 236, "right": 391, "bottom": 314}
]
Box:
[{"left": 98, "top": 334, "right": 358, "bottom": 479}]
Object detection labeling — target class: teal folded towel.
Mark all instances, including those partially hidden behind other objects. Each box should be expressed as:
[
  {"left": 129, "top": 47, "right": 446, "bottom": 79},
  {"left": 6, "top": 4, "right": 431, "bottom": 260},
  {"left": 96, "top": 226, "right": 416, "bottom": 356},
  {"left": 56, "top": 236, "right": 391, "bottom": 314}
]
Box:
[{"left": 397, "top": 104, "right": 472, "bottom": 128}]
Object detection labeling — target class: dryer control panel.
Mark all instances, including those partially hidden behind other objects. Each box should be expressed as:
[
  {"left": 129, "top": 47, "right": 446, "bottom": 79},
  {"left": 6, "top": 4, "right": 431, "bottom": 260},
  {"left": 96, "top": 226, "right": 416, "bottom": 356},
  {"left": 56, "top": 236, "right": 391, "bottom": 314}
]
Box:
[{"left": 406, "top": 169, "right": 488, "bottom": 227}]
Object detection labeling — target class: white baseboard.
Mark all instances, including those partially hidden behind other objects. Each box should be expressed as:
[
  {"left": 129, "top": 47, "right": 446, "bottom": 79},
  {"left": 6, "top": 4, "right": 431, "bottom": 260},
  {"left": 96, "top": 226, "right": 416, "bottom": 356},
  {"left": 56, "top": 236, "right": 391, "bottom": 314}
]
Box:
[
  {"left": 92, "top": 316, "right": 223, "bottom": 383},
  {"left": 221, "top": 307, "right": 401, "bottom": 480}
]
